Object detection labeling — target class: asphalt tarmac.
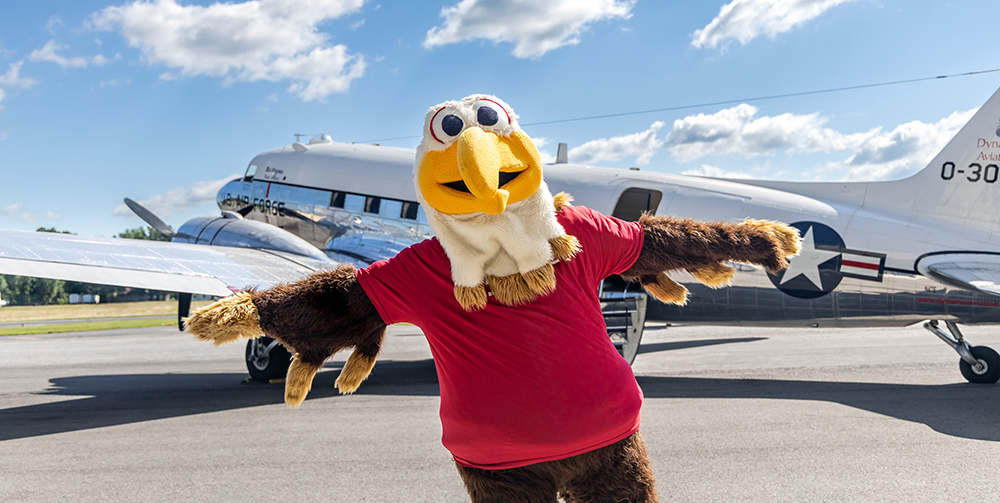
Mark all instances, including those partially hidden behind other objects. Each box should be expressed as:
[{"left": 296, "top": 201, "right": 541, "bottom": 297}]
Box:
[{"left": 1, "top": 322, "right": 999, "bottom": 502}]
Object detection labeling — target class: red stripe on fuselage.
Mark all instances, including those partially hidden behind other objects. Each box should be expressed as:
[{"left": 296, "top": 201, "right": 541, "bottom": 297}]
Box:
[
  {"left": 266, "top": 183, "right": 271, "bottom": 198},
  {"left": 842, "top": 260, "right": 879, "bottom": 270}
]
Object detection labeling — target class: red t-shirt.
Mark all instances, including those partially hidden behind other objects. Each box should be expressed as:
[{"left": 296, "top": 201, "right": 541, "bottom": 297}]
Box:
[{"left": 355, "top": 205, "right": 645, "bottom": 469}]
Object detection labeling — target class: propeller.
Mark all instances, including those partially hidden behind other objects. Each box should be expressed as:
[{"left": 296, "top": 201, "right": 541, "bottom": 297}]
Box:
[{"left": 123, "top": 198, "right": 177, "bottom": 238}]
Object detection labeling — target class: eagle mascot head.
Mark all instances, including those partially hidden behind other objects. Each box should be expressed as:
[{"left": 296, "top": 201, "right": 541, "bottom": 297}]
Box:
[{"left": 413, "top": 94, "right": 580, "bottom": 311}]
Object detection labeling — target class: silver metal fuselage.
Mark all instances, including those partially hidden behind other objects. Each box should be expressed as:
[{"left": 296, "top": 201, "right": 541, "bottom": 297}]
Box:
[{"left": 217, "top": 141, "right": 1000, "bottom": 328}]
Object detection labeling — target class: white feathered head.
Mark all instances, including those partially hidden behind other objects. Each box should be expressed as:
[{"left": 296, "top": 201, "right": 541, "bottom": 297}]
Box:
[{"left": 413, "top": 94, "right": 542, "bottom": 216}]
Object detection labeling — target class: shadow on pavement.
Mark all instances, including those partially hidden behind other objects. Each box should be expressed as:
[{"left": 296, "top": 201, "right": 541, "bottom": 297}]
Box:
[
  {"left": 637, "top": 375, "right": 1000, "bottom": 442},
  {"left": 638, "top": 337, "right": 766, "bottom": 354},
  {"left": 3, "top": 352, "right": 998, "bottom": 443}
]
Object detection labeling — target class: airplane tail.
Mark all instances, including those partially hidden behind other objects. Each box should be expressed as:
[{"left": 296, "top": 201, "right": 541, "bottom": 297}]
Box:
[
  {"left": 746, "top": 86, "right": 1000, "bottom": 242},
  {"left": 899, "top": 86, "right": 1000, "bottom": 235}
]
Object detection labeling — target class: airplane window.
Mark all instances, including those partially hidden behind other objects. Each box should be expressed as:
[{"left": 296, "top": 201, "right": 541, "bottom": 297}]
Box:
[
  {"left": 243, "top": 164, "right": 257, "bottom": 182},
  {"left": 401, "top": 202, "right": 419, "bottom": 220},
  {"left": 365, "top": 197, "right": 382, "bottom": 214},
  {"left": 330, "top": 191, "right": 345, "bottom": 208},
  {"left": 344, "top": 194, "right": 365, "bottom": 213}
]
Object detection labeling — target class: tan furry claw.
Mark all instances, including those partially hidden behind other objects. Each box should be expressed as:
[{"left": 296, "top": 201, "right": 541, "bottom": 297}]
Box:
[
  {"left": 552, "top": 192, "right": 573, "bottom": 213},
  {"left": 549, "top": 234, "right": 581, "bottom": 262},
  {"left": 522, "top": 263, "right": 556, "bottom": 296},
  {"left": 335, "top": 349, "right": 378, "bottom": 394},
  {"left": 185, "top": 292, "right": 263, "bottom": 345},
  {"left": 642, "top": 273, "right": 689, "bottom": 305},
  {"left": 488, "top": 273, "right": 537, "bottom": 306},
  {"left": 454, "top": 284, "right": 488, "bottom": 311},
  {"left": 688, "top": 262, "right": 736, "bottom": 288},
  {"left": 745, "top": 219, "right": 802, "bottom": 258},
  {"left": 285, "top": 356, "right": 323, "bottom": 407}
]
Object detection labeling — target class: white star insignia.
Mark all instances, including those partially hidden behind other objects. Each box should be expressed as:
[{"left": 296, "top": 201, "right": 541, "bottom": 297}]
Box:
[{"left": 779, "top": 226, "right": 841, "bottom": 289}]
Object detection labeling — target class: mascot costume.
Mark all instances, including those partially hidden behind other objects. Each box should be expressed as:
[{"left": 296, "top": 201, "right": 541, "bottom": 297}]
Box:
[{"left": 186, "top": 94, "right": 801, "bottom": 502}]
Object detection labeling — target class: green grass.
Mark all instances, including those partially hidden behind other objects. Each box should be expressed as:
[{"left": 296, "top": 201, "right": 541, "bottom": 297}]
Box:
[
  {"left": 0, "top": 300, "right": 212, "bottom": 322},
  {"left": 0, "top": 318, "right": 177, "bottom": 336}
]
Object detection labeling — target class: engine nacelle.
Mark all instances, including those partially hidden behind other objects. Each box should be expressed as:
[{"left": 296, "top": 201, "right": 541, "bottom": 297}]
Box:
[{"left": 173, "top": 215, "right": 329, "bottom": 262}]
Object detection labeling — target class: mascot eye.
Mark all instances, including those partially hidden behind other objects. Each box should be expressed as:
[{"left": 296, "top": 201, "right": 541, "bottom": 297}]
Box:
[
  {"left": 473, "top": 99, "right": 510, "bottom": 130},
  {"left": 442, "top": 115, "right": 464, "bottom": 136},
  {"left": 429, "top": 106, "right": 465, "bottom": 144},
  {"left": 477, "top": 106, "right": 498, "bottom": 126}
]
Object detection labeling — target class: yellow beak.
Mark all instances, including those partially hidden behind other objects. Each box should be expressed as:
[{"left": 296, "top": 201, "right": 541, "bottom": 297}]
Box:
[
  {"left": 457, "top": 127, "right": 510, "bottom": 214},
  {"left": 416, "top": 128, "right": 542, "bottom": 216}
]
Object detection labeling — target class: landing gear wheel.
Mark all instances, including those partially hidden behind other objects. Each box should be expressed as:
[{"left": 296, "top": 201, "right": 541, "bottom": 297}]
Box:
[
  {"left": 959, "top": 346, "right": 1000, "bottom": 384},
  {"left": 246, "top": 337, "right": 291, "bottom": 382}
]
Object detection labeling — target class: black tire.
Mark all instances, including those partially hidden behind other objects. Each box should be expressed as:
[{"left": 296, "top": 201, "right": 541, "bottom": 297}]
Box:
[
  {"left": 959, "top": 346, "right": 1000, "bottom": 384},
  {"left": 245, "top": 337, "right": 292, "bottom": 382}
]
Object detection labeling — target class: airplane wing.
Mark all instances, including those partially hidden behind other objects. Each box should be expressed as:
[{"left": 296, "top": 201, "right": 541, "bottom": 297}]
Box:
[
  {"left": 916, "top": 254, "right": 1000, "bottom": 297},
  {"left": 0, "top": 229, "right": 334, "bottom": 297}
]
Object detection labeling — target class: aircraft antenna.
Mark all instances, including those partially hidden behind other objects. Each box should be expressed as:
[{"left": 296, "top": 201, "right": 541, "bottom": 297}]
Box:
[{"left": 352, "top": 68, "right": 1000, "bottom": 144}]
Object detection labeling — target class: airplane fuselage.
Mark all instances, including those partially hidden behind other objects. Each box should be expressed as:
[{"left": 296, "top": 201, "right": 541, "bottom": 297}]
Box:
[{"left": 216, "top": 139, "right": 1000, "bottom": 328}]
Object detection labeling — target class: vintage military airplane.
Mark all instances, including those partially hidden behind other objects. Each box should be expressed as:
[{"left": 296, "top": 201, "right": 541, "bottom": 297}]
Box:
[{"left": 3, "top": 87, "right": 1000, "bottom": 385}]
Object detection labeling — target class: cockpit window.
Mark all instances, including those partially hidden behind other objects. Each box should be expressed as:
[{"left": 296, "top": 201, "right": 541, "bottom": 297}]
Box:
[{"left": 244, "top": 164, "right": 258, "bottom": 182}]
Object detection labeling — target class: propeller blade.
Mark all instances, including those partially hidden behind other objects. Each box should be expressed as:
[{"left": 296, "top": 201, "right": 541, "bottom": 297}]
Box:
[{"left": 124, "top": 198, "right": 176, "bottom": 238}]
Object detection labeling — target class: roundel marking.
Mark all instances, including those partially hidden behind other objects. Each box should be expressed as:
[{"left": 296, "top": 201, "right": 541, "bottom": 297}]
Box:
[{"left": 767, "top": 221, "right": 844, "bottom": 299}]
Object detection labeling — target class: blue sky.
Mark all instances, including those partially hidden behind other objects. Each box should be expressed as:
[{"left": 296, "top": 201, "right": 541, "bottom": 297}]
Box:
[{"left": 1, "top": 0, "right": 998, "bottom": 237}]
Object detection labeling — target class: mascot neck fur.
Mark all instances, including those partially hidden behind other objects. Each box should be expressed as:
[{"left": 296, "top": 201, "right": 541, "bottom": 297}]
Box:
[{"left": 420, "top": 181, "right": 569, "bottom": 289}]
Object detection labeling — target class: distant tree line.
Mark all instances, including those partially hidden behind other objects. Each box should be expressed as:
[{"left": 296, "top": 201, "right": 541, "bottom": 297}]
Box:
[{"left": 0, "top": 226, "right": 174, "bottom": 306}]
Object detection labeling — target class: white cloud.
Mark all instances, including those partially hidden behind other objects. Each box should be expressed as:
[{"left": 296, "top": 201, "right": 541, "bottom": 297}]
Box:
[
  {"left": 0, "top": 61, "right": 29, "bottom": 110},
  {"left": 531, "top": 136, "right": 556, "bottom": 163},
  {"left": 681, "top": 164, "right": 754, "bottom": 179},
  {"left": 90, "top": 0, "right": 367, "bottom": 101},
  {"left": 662, "top": 104, "right": 836, "bottom": 162},
  {"left": 1, "top": 203, "right": 35, "bottom": 223},
  {"left": 661, "top": 103, "right": 976, "bottom": 181},
  {"left": 0, "top": 61, "right": 37, "bottom": 88},
  {"left": 692, "top": 0, "right": 859, "bottom": 50},
  {"left": 29, "top": 40, "right": 112, "bottom": 68},
  {"left": 113, "top": 174, "right": 240, "bottom": 218},
  {"left": 47, "top": 16, "right": 65, "bottom": 34},
  {"left": 425, "top": 0, "right": 635, "bottom": 59},
  {"left": 100, "top": 78, "right": 129, "bottom": 88},
  {"left": 568, "top": 121, "right": 665, "bottom": 166},
  {"left": 838, "top": 109, "right": 974, "bottom": 181},
  {"left": 0, "top": 129, "right": 8, "bottom": 141},
  {"left": 44, "top": 211, "right": 62, "bottom": 220}
]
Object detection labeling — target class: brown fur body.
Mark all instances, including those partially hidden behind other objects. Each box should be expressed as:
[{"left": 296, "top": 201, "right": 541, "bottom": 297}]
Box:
[{"left": 457, "top": 432, "right": 658, "bottom": 503}]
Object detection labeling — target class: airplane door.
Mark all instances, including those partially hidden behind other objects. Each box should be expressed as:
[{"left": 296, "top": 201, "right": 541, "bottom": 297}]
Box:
[
  {"left": 612, "top": 188, "right": 663, "bottom": 221},
  {"left": 604, "top": 187, "right": 662, "bottom": 365}
]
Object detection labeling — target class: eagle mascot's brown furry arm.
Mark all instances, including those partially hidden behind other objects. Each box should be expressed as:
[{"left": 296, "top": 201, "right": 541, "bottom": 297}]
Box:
[
  {"left": 187, "top": 263, "right": 387, "bottom": 406},
  {"left": 622, "top": 213, "right": 801, "bottom": 305},
  {"left": 185, "top": 209, "right": 799, "bottom": 407}
]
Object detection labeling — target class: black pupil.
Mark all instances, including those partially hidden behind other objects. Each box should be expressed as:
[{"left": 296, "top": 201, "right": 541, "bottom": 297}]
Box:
[
  {"left": 478, "top": 106, "right": 499, "bottom": 126},
  {"left": 442, "top": 114, "right": 464, "bottom": 137}
]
